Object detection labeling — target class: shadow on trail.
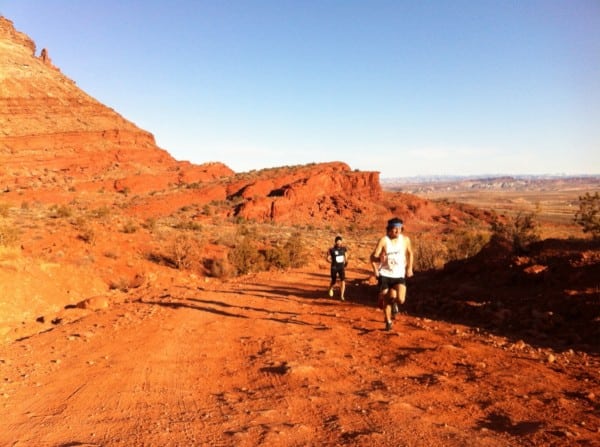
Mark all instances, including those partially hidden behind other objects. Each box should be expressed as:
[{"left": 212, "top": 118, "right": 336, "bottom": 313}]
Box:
[
  {"left": 141, "top": 300, "right": 250, "bottom": 319},
  {"left": 141, "top": 297, "right": 339, "bottom": 330},
  {"left": 215, "top": 285, "right": 335, "bottom": 303}
]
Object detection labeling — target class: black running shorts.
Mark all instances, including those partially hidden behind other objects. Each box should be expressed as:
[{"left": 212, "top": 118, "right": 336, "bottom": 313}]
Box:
[{"left": 378, "top": 275, "right": 405, "bottom": 291}]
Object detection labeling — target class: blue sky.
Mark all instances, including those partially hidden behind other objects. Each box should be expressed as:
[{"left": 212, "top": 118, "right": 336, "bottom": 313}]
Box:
[{"left": 2, "top": 1, "right": 599, "bottom": 178}]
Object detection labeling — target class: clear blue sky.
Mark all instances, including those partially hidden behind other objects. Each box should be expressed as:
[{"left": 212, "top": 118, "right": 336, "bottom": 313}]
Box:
[{"left": 2, "top": 1, "right": 599, "bottom": 178}]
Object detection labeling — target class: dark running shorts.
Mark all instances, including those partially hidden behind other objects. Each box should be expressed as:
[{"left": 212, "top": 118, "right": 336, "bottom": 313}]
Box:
[
  {"left": 378, "top": 275, "right": 406, "bottom": 291},
  {"left": 330, "top": 266, "right": 345, "bottom": 282}
]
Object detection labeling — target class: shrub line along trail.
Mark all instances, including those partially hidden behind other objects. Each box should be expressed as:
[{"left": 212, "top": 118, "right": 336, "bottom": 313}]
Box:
[{"left": 1, "top": 268, "right": 598, "bottom": 446}]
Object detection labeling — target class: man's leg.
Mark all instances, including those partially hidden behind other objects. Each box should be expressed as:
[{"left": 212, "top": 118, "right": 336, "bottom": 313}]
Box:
[
  {"left": 328, "top": 269, "right": 336, "bottom": 297},
  {"left": 340, "top": 280, "right": 346, "bottom": 300},
  {"left": 383, "top": 290, "right": 393, "bottom": 330},
  {"left": 389, "top": 287, "right": 399, "bottom": 318},
  {"left": 398, "top": 283, "right": 407, "bottom": 305}
]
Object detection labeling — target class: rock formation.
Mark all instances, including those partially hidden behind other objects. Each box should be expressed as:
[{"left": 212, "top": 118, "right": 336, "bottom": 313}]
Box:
[
  {"left": 228, "top": 162, "right": 382, "bottom": 223},
  {"left": 0, "top": 16, "right": 231, "bottom": 193}
]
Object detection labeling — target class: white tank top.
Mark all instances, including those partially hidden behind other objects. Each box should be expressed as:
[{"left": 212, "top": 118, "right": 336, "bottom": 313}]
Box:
[{"left": 379, "top": 235, "right": 406, "bottom": 278}]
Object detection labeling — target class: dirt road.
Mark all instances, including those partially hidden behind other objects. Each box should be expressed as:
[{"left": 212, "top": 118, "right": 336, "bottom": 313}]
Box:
[{"left": 1, "top": 268, "right": 598, "bottom": 446}]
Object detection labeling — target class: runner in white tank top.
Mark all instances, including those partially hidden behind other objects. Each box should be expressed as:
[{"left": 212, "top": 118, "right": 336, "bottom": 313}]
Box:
[
  {"left": 378, "top": 235, "right": 407, "bottom": 279},
  {"left": 370, "top": 217, "right": 414, "bottom": 331}
]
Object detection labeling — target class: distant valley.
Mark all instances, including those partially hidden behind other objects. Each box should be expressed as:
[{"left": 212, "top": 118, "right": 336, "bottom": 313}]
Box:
[{"left": 382, "top": 175, "right": 599, "bottom": 229}]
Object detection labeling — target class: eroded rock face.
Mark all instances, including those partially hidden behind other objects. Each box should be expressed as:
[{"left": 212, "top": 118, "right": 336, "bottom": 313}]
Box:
[
  {"left": 0, "top": 16, "right": 383, "bottom": 225},
  {"left": 229, "top": 162, "right": 382, "bottom": 223},
  {"left": 0, "top": 17, "right": 231, "bottom": 193}
]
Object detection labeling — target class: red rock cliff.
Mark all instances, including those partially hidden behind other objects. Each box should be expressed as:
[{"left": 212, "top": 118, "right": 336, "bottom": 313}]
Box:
[
  {"left": 227, "top": 162, "right": 382, "bottom": 223},
  {"left": 0, "top": 16, "right": 232, "bottom": 193}
]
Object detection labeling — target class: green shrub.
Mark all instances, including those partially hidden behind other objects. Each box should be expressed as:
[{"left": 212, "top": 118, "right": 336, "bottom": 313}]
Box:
[
  {"left": 574, "top": 192, "right": 600, "bottom": 239},
  {"left": 491, "top": 212, "right": 540, "bottom": 252}
]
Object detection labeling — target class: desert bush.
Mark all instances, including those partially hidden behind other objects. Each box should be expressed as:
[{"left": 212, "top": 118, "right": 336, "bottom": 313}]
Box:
[
  {"left": 173, "top": 220, "right": 202, "bottom": 231},
  {"left": 142, "top": 217, "right": 157, "bottom": 231},
  {"left": 282, "top": 232, "right": 309, "bottom": 268},
  {"left": 228, "top": 236, "right": 265, "bottom": 275},
  {"left": 170, "top": 233, "right": 202, "bottom": 270},
  {"left": 77, "top": 226, "right": 96, "bottom": 245},
  {"left": 49, "top": 204, "right": 72, "bottom": 218},
  {"left": 0, "top": 225, "right": 19, "bottom": 246},
  {"left": 263, "top": 246, "right": 288, "bottom": 269},
  {"left": 491, "top": 212, "right": 540, "bottom": 252},
  {"left": 122, "top": 221, "right": 138, "bottom": 234},
  {"left": 227, "top": 231, "right": 309, "bottom": 276},
  {"left": 104, "top": 251, "right": 119, "bottom": 259},
  {"left": 413, "top": 235, "right": 448, "bottom": 271},
  {"left": 0, "top": 203, "right": 10, "bottom": 217},
  {"left": 237, "top": 224, "right": 258, "bottom": 238},
  {"left": 204, "top": 258, "right": 233, "bottom": 278},
  {"left": 574, "top": 192, "right": 600, "bottom": 239},
  {"left": 446, "top": 229, "right": 490, "bottom": 261},
  {"left": 89, "top": 206, "right": 111, "bottom": 219}
]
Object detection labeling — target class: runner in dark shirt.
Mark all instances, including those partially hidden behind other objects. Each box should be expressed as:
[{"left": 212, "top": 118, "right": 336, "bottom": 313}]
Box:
[{"left": 326, "top": 235, "right": 348, "bottom": 300}]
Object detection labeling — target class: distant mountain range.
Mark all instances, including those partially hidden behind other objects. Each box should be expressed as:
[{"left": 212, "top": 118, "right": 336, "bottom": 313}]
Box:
[
  {"left": 381, "top": 174, "right": 599, "bottom": 194},
  {"left": 381, "top": 174, "right": 599, "bottom": 184}
]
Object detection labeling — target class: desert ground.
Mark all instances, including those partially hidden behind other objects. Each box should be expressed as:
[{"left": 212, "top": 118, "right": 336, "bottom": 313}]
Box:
[{"left": 0, "top": 182, "right": 598, "bottom": 447}]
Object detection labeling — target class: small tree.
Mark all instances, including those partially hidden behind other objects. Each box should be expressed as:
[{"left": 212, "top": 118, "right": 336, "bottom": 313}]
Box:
[
  {"left": 491, "top": 212, "right": 540, "bottom": 253},
  {"left": 574, "top": 192, "right": 600, "bottom": 239}
]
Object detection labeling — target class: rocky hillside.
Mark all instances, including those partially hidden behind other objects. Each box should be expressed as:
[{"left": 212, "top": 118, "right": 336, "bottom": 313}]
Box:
[{"left": 0, "top": 16, "right": 232, "bottom": 194}]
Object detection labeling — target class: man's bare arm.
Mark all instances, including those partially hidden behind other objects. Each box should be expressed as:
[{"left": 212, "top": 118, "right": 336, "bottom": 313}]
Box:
[
  {"left": 370, "top": 237, "right": 385, "bottom": 276},
  {"left": 405, "top": 236, "right": 414, "bottom": 277}
]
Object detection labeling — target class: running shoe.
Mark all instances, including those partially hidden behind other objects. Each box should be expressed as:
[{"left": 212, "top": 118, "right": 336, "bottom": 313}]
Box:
[
  {"left": 385, "top": 320, "right": 393, "bottom": 331},
  {"left": 328, "top": 288, "right": 334, "bottom": 297}
]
